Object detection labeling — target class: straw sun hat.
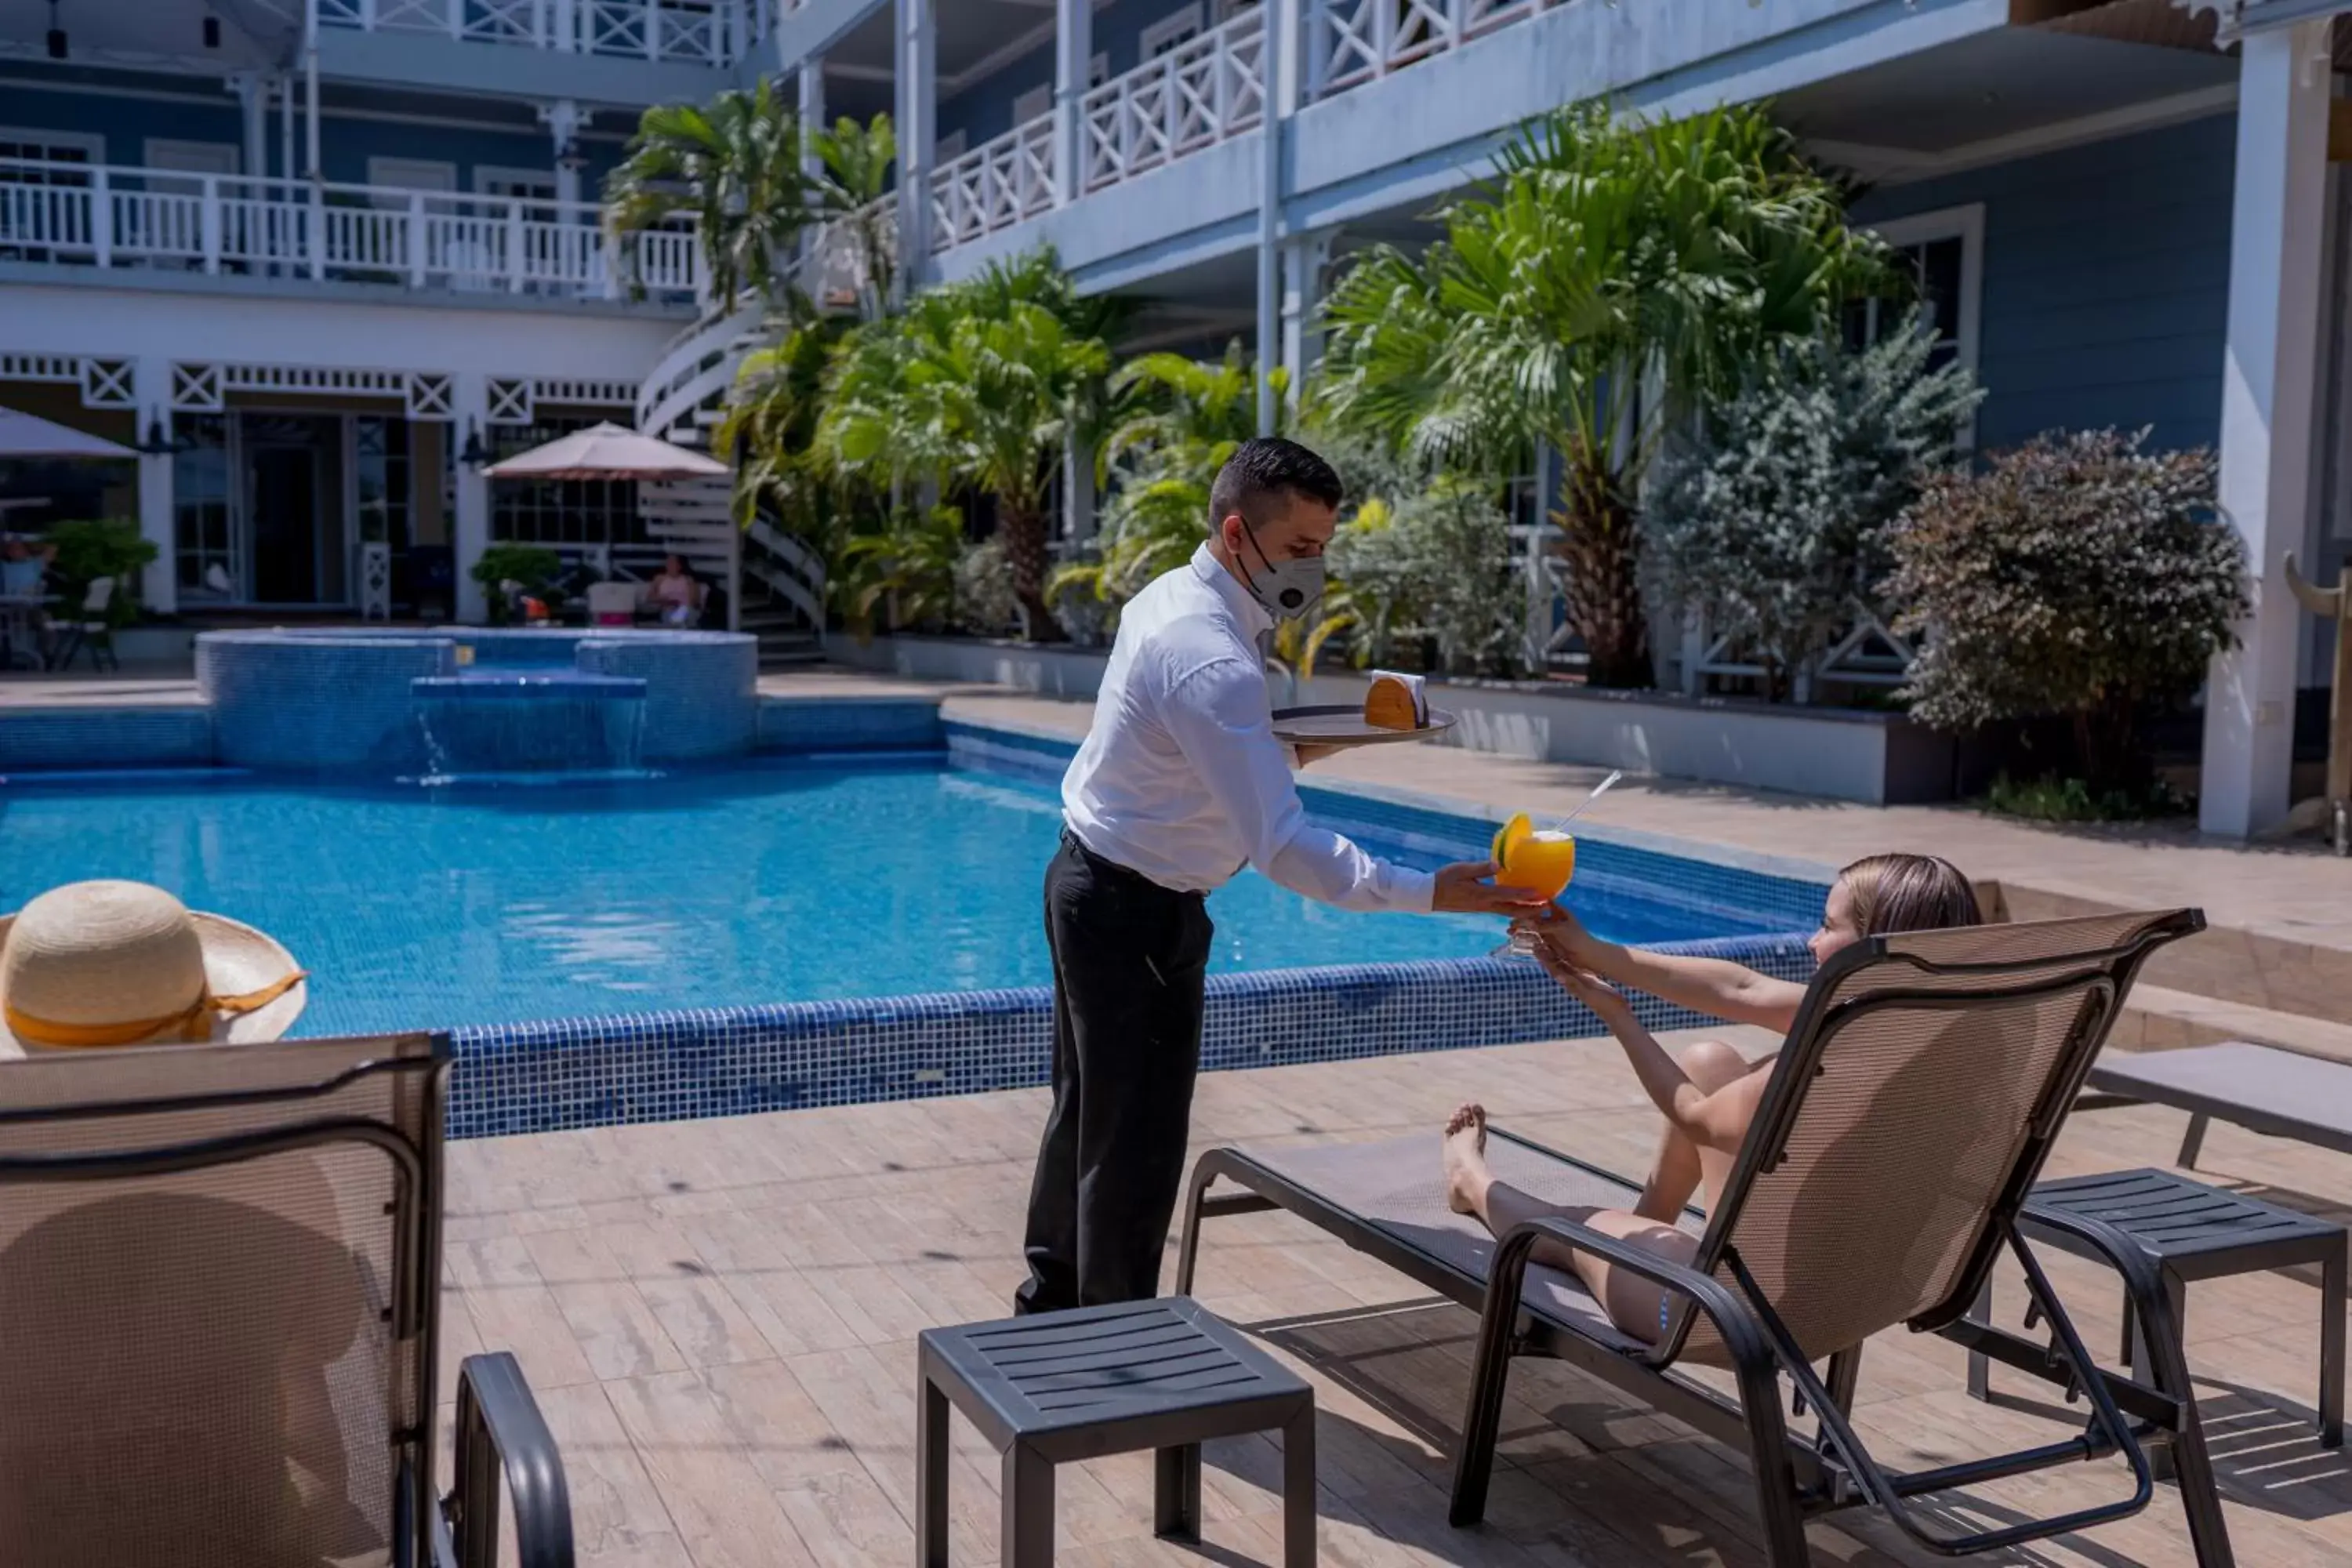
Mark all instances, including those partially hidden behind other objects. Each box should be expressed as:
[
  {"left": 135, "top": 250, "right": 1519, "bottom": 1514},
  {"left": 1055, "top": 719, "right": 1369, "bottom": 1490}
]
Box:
[{"left": 0, "top": 881, "right": 307, "bottom": 1056}]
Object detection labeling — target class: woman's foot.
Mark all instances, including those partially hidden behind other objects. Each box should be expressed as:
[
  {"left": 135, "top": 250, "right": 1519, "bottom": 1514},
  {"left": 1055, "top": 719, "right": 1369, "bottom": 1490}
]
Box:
[{"left": 1443, "top": 1103, "right": 1491, "bottom": 1216}]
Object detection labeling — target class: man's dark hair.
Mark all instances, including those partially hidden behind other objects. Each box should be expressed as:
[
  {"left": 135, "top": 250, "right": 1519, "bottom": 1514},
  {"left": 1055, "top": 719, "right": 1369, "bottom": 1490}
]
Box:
[{"left": 1208, "top": 437, "right": 1344, "bottom": 530}]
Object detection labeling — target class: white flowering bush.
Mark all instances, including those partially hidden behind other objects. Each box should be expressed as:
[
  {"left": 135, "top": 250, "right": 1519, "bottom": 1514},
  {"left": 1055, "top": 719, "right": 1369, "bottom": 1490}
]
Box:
[{"left": 1644, "top": 328, "right": 1980, "bottom": 699}]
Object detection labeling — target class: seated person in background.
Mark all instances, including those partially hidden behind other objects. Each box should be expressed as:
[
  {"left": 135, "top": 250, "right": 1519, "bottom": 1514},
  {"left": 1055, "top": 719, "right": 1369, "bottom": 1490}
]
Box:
[
  {"left": 644, "top": 553, "right": 703, "bottom": 626},
  {"left": 0, "top": 880, "right": 375, "bottom": 1568},
  {"left": 1442, "top": 853, "right": 1980, "bottom": 1343},
  {"left": 0, "top": 536, "right": 53, "bottom": 597}
]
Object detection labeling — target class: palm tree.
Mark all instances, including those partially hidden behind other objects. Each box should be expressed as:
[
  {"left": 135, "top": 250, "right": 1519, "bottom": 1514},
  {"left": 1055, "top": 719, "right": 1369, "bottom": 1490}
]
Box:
[
  {"left": 605, "top": 79, "right": 815, "bottom": 307},
  {"left": 816, "top": 252, "right": 1116, "bottom": 640},
  {"left": 1317, "top": 100, "right": 1897, "bottom": 687},
  {"left": 1054, "top": 343, "right": 1283, "bottom": 610}
]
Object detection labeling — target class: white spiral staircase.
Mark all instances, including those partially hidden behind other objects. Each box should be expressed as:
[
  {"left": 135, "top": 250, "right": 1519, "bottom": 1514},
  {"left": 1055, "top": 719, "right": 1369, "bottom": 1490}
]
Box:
[{"left": 636, "top": 296, "right": 828, "bottom": 666}]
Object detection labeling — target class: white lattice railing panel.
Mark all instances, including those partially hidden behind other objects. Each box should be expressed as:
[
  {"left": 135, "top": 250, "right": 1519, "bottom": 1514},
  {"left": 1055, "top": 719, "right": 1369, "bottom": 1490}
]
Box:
[
  {"left": 0, "top": 157, "right": 701, "bottom": 306},
  {"left": 1081, "top": 11, "right": 1265, "bottom": 194},
  {"left": 929, "top": 115, "right": 1058, "bottom": 253},
  {"left": 314, "top": 0, "right": 745, "bottom": 65},
  {"left": 1306, "top": 0, "right": 1558, "bottom": 97}
]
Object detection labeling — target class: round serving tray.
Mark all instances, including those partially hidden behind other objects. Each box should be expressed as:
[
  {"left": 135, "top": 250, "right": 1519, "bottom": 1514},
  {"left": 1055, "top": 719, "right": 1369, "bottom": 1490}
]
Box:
[{"left": 1270, "top": 703, "right": 1457, "bottom": 747}]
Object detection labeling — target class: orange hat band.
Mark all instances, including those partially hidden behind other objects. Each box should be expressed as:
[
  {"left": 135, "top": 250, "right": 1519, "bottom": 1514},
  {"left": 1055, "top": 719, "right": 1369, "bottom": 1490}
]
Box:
[{"left": 4, "top": 970, "right": 308, "bottom": 1049}]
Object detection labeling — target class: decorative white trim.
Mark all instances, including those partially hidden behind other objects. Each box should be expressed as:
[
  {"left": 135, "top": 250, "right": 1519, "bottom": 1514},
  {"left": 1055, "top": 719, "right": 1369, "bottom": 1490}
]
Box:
[
  {"left": 79, "top": 358, "right": 135, "bottom": 409},
  {"left": 405, "top": 372, "right": 455, "bottom": 419},
  {"left": 488, "top": 376, "right": 535, "bottom": 423},
  {"left": 532, "top": 376, "right": 639, "bottom": 408},
  {"left": 166, "top": 361, "right": 465, "bottom": 418},
  {"left": 0, "top": 352, "right": 81, "bottom": 384},
  {"left": 172, "top": 362, "right": 225, "bottom": 412}
]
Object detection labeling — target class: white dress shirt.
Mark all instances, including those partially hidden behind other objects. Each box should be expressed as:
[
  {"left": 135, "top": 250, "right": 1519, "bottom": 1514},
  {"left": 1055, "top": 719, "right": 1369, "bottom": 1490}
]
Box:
[{"left": 1062, "top": 543, "right": 1436, "bottom": 912}]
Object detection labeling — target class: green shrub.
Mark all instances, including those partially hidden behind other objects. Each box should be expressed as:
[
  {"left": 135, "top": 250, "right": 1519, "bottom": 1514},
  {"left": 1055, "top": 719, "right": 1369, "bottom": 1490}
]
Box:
[
  {"left": 45, "top": 518, "right": 157, "bottom": 627},
  {"left": 1981, "top": 771, "right": 2189, "bottom": 823},
  {"left": 469, "top": 543, "right": 563, "bottom": 626},
  {"left": 1885, "top": 428, "right": 2248, "bottom": 789}
]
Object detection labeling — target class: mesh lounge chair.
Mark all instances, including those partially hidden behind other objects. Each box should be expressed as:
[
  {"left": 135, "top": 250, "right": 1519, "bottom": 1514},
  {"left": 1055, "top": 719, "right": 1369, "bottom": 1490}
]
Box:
[
  {"left": 0, "top": 1030, "right": 573, "bottom": 1568},
  {"left": 1176, "top": 909, "right": 2234, "bottom": 1566}
]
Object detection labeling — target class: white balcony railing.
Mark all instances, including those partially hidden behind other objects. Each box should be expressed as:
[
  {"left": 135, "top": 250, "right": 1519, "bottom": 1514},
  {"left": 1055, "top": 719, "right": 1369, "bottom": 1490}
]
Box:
[
  {"left": 314, "top": 0, "right": 750, "bottom": 67},
  {"left": 1306, "top": 0, "right": 1559, "bottom": 96},
  {"left": 929, "top": 115, "right": 1058, "bottom": 254},
  {"left": 0, "top": 159, "right": 701, "bottom": 304},
  {"left": 1081, "top": 10, "right": 1265, "bottom": 194}
]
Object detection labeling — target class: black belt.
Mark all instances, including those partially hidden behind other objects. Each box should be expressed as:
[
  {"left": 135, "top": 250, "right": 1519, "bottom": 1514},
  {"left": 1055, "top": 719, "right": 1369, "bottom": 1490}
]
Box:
[{"left": 1060, "top": 829, "right": 1208, "bottom": 903}]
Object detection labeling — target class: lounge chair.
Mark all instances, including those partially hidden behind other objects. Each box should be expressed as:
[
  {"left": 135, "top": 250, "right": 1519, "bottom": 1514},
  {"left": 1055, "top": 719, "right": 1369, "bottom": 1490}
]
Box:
[
  {"left": 0, "top": 1029, "right": 574, "bottom": 1568},
  {"left": 1176, "top": 909, "right": 2234, "bottom": 1566}
]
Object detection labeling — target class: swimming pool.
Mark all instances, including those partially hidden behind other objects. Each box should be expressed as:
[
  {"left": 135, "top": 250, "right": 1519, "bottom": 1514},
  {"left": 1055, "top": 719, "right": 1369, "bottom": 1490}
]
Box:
[{"left": 0, "top": 754, "right": 1798, "bottom": 1038}]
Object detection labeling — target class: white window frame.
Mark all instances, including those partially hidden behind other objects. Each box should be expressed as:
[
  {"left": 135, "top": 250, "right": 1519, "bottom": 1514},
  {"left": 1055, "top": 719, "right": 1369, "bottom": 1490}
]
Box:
[
  {"left": 1866, "top": 201, "right": 1984, "bottom": 448},
  {"left": 143, "top": 139, "right": 240, "bottom": 176},
  {"left": 473, "top": 164, "right": 560, "bottom": 201},
  {"left": 1141, "top": 3, "right": 1204, "bottom": 59},
  {"left": 365, "top": 156, "right": 458, "bottom": 209},
  {"left": 1012, "top": 54, "right": 1109, "bottom": 127}
]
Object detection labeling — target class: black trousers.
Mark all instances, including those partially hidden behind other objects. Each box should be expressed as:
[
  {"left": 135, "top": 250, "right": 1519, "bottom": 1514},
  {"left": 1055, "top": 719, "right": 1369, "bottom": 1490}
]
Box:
[{"left": 1016, "top": 832, "right": 1214, "bottom": 1313}]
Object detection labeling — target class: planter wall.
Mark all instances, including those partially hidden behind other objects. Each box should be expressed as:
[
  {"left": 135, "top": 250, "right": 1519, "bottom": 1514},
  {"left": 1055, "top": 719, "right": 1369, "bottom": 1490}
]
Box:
[{"left": 828, "top": 633, "right": 1956, "bottom": 805}]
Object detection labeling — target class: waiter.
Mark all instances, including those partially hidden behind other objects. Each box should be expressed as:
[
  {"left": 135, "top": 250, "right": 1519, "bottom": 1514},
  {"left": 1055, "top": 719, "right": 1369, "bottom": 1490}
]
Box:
[{"left": 1016, "top": 437, "right": 1545, "bottom": 1313}]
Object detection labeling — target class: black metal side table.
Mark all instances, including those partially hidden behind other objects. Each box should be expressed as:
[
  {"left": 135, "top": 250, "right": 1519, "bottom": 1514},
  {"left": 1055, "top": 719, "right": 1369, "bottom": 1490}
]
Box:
[
  {"left": 1969, "top": 1167, "right": 2344, "bottom": 1458},
  {"left": 918, "top": 1297, "right": 1317, "bottom": 1568}
]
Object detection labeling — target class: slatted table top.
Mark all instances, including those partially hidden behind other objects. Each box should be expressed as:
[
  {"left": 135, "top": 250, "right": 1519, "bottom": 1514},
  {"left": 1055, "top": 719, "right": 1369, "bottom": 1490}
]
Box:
[
  {"left": 2023, "top": 1167, "right": 2345, "bottom": 1272},
  {"left": 920, "top": 1297, "right": 1312, "bottom": 1443}
]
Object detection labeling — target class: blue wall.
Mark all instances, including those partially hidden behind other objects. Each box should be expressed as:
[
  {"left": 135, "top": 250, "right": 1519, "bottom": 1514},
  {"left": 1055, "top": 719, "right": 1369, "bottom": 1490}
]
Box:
[
  {"left": 2, "top": 83, "right": 612, "bottom": 194},
  {"left": 1853, "top": 112, "right": 2236, "bottom": 457},
  {"left": 939, "top": 0, "right": 1200, "bottom": 149}
]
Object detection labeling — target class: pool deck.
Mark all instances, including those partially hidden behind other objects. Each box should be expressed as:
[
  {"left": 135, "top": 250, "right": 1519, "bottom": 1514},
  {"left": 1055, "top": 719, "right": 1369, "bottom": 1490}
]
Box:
[{"left": 441, "top": 1024, "right": 2352, "bottom": 1568}]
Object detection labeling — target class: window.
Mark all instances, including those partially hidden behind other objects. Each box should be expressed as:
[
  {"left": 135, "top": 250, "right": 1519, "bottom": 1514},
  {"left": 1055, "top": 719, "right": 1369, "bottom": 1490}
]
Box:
[
  {"left": 0, "top": 127, "right": 101, "bottom": 178},
  {"left": 488, "top": 417, "right": 642, "bottom": 547},
  {"left": 1142, "top": 4, "right": 1203, "bottom": 59},
  {"left": 365, "top": 156, "right": 457, "bottom": 209},
  {"left": 1012, "top": 55, "right": 1109, "bottom": 126},
  {"left": 474, "top": 165, "right": 559, "bottom": 204},
  {"left": 1851, "top": 203, "right": 1983, "bottom": 444},
  {"left": 935, "top": 129, "right": 968, "bottom": 163}
]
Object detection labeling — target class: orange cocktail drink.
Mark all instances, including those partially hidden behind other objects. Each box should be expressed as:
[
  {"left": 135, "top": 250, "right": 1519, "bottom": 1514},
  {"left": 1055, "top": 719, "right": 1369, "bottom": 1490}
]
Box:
[{"left": 1491, "top": 812, "right": 1577, "bottom": 899}]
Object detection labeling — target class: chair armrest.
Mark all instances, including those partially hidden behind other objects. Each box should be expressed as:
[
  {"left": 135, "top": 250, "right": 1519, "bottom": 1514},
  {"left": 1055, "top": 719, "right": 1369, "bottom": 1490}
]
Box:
[
  {"left": 1491, "top": 1214, "right": 1777, "bottom": 1372},
  {"left": 445, "top": 1351, "right": 575, "bottom": 1568}
]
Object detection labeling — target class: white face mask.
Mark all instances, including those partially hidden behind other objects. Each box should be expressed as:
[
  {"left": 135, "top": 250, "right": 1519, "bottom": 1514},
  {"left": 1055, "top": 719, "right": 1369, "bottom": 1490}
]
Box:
[{"left": 1236, "top": 520, "right": 1325, "bottom": 622}]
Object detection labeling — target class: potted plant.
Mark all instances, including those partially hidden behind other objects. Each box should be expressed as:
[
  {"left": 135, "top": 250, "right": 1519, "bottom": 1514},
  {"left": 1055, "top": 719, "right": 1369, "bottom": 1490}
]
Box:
[{"left": 468, "top": 543, "right": 563, "bottom": 626}]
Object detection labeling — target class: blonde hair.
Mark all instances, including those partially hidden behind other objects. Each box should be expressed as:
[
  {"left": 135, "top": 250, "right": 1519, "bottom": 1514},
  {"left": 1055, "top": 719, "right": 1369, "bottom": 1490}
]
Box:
[{"left": 1836, "top": 854, "right": 1982, "bottom": 936}]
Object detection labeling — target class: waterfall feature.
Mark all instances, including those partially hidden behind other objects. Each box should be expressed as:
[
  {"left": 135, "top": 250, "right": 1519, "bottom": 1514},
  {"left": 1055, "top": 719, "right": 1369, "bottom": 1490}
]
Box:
[{"left": 412, "top": 673, "right": 651, "bottom": 782}]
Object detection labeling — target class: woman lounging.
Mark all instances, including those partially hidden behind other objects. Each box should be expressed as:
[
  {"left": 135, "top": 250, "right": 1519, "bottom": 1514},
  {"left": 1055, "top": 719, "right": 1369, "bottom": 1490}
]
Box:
[{"left": 1443, "top": 853, "right": 1981, "bottom": 1342}]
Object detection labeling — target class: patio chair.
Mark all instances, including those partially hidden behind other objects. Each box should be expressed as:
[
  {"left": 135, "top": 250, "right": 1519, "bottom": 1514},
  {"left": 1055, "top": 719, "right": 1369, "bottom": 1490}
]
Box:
[
  {"left": 47, "top": 575, "right": 118, "bottom": 672},
  {"left": 1176, "top": 909, "right": 2234, "bottom": 1566},
  {"left": 0, "top": 1029, "right": 574, "bottom": 1568}
]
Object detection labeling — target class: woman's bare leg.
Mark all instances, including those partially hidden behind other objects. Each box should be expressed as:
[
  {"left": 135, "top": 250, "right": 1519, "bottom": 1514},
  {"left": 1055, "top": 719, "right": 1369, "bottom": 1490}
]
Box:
[
  {"left": 1633, "top": 1040, "right": 1772, "bottom": 1221},
  {"left": 1443, "top": 1105, "right": 1698, "bottom": 1343}
]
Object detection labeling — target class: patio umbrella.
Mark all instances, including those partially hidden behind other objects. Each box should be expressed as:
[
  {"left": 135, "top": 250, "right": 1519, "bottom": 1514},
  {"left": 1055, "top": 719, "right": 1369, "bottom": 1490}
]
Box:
[
  {"left": 0, "top": 406, "right": 137, "bottom": 460},
  {"left": 480, "top": 421, "right": 728, "bottom": 482}
]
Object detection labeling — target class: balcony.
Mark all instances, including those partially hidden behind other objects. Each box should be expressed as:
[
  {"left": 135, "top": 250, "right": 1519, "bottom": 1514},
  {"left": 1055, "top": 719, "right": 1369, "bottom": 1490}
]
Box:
[
  {"left": 314, "top": 0, "right": 757, "bottom": 68},
  {"left": 0, "top": 159, "right": 702, "bottom": 307}
]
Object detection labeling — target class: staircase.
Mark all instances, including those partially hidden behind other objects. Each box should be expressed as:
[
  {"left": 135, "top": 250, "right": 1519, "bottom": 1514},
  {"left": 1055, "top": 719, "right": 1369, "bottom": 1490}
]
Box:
[{"left": 635, "top": 299, "right": 828, "bottom": 668}]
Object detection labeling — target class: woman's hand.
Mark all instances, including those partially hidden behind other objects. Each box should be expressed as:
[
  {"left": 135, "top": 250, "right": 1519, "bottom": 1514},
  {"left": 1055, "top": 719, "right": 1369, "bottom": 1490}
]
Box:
[
  {"left": 1512, "top": 902, "right": 1597, "bottom": 964},
  {"left": 1530, "top": 942, "right": 1634, "bottom": 1021}
]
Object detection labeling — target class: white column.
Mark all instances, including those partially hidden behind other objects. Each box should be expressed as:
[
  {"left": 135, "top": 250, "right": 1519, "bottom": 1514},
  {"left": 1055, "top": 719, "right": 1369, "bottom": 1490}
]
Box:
[
  {"left": 1255, "top": 0, "right": 1298, "bottom": 435},
  {"left": 452, "top": 374, "right": 492, "bottom": 624},
  {"left": 541, "top": 98, "right": 584, "bottom": 208},
  {"left": 2200, "top": 22, "right": 2332, "bottom": 838},
  {"left": 230, "top": 72, "right": 267, "bottom": 188},
  {"left": 1279, "top": 227, "right": 1334, "bottom": 403},
  {"left": 1054, "top": 0, "right": 1091, "bottom": 206},
  {"left": 797, "top": 58, "right": 826, "bottom": 176},
  {"left": 894, "top": 0, "right": 936, "bottom": 296},
  {"left": 132, "top": 356, "right": 176, "bottom": 615},
  {"left": 1063, "top": 435, "right": 1097, "bottom": 544}
]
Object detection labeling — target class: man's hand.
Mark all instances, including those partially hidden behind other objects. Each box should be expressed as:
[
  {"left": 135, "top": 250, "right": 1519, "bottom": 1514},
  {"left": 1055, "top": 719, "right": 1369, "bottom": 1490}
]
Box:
[{"left": 1432, "top": 860, "right": 1552, "bottom": 916}]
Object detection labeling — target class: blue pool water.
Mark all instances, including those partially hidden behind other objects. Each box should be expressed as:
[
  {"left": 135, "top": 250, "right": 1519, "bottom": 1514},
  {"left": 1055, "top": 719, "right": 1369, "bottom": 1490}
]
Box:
[{"left": 0, "top": 757, "right": 1795, "bottom": 1037}]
